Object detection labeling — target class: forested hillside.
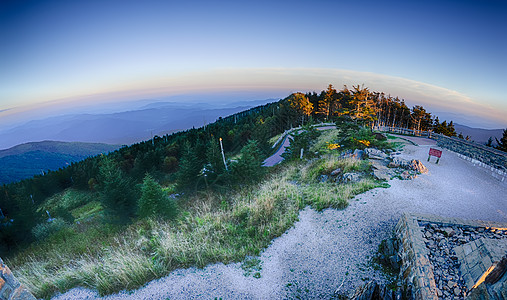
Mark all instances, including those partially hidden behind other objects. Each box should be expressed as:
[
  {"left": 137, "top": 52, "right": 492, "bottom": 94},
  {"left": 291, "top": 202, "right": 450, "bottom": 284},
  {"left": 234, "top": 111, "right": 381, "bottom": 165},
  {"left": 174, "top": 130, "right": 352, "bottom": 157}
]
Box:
[
  {"left": 0, "top": 141, "right": 120, "bottom": 185},
  {"left": 0, "top": 84, "right": 462, "bottom": 255}
]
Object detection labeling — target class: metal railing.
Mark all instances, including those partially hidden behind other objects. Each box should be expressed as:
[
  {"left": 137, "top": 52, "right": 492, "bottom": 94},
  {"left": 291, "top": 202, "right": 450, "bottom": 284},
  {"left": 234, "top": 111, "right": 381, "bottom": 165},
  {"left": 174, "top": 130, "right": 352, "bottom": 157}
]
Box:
[{"left": 372, "top": 126, "right": 432, "bottom": 138}]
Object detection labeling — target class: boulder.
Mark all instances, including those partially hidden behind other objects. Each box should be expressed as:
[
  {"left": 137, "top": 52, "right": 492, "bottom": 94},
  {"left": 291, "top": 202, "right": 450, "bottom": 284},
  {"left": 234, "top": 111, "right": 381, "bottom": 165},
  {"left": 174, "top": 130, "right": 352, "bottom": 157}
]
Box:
[
  {"left": 342, "top": 172, "right": 361, "bottom": 183},
  {"left": 373, "top": 169, "right": 391, "bottom": 181},
  {"left": 391, "top": 157, "right": 411, "bottom": 169},
  {"left": 374, "top": 132, "right": 387, "bottom": 141},
  {"left": 390, "top": 158, "right": 428, "bottom": 174},
  {"left": 410, "top": 159, "right": 428, "bottom": 174},
  {"left": 318, "top": 175, "right": 329, "bottom": 183},
  {"left": 330, "top": 168, "right": 342, "bottom": 176},
  {"left": 401, "top": 171, "right": 417, "bottom": 180},
  {"left": 352, "top": 149, "right": 365, "bottom": 159},
  {"left": 364, "top": 148, "right": 388, "bottom": 160},
  {"left": 371, "top": 160, "right": 388, "bottom": 170}
]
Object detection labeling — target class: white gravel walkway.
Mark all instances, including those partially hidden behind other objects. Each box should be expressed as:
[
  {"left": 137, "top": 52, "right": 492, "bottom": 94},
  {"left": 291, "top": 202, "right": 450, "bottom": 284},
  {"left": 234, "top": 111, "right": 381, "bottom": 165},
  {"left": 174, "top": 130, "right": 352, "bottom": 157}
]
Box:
[{"left": 53, "top": 137, "right": 507, "bottom": 300}]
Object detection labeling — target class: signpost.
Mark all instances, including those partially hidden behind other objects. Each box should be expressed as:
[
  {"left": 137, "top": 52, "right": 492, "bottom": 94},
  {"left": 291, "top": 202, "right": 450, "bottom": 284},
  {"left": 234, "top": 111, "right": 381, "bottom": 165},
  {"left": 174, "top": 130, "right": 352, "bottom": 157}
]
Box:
[{"left": 428, "top": 148, "right": 442, "bottom": 164}]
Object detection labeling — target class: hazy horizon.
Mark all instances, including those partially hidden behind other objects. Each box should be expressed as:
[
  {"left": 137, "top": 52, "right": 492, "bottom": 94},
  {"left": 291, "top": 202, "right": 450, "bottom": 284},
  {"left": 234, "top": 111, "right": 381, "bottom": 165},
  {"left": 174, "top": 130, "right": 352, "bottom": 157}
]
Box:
[{"left": 1, "top": 1, "right": 506, "bottom": 134}]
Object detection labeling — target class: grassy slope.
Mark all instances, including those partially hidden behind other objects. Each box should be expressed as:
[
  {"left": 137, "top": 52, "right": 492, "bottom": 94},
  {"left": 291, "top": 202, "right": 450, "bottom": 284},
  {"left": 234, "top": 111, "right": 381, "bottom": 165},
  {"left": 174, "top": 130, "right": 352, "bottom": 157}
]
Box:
[{"left": 9, "top": 128, "right": 390, "bottom": 299}]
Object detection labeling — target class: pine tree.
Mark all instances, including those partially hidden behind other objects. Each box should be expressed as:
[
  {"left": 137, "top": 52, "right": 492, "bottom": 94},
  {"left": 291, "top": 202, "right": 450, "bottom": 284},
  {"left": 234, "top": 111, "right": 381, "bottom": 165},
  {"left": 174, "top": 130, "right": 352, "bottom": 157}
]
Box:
[
  {"left": 202, "top": 138, "right": 228, "bottom": 185},
  {"left": 138, "top": 174, "right": 177, "bottom": 219},
  {"left": 98, "top": 157, "right": 138, "bottom": 223},
  {"left": 176, "top": 141, "right": 203, "bottom": 190},
  {"left": 317, "top": 84, "right": 337, "bottom": 121},
  {"left": 288, "top": 92, "right": 313, "bottom": 125},
  {"left": 231, "top": 140, "right": 265, "bottom": 183},
  {"left": 496, "top": 129, "right": 507, "bottom": 152},
  {"left": 447, "top": 121, "right": 457, "bottom": 137},
  {"left": 486, "top": 137, "right": 493, "bottom": 147},
  {"left": 350, "top": 84, "right": 375, "bottom": 123}
]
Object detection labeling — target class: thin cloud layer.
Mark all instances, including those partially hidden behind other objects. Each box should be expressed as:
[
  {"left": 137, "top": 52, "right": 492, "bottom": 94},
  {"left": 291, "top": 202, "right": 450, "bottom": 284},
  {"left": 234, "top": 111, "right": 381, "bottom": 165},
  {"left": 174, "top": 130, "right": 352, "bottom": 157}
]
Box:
[{"left": 1, "top": 68, "right": 505, "bottom": 129}]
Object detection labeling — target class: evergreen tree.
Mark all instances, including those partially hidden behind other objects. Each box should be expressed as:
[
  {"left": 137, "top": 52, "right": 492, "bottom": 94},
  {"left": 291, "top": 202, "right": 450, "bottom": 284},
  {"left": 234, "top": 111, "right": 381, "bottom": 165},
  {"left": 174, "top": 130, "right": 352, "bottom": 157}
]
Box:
[
  {"left": 410, "top": 105, "right": 430, "bottom": 132},
  {"left": 231, "top": 140, "right": 265, "bottom": 183},
  {"left": 317, "top": 84, "right": 337, "bottom": 121},
  {"left": 447, "top": 121, "right": 457, "bottom": 137},
  {"left": 350, "top": 84, "right": 375, "bottom": 123},
  {"left": 486, "top": 137, "right": 493, "bottom": 147},
  {"left": 433, "top": 117, "right": 440, "bottom": 131},
  {"left": 138, "top": 174, "right": 177, "bottom": 219},
  {"left": 496, "top": 129, "right": 507, "bottom": 152},
  {"left": 288, "top": 92, "right": 314, "bottom": 125},
  {"left": 98, "top": 157, "right": 138, "bottom": 223},
  {"left": 202, "top": 138, "right": 228, "bottom": 185},
  {"left": 176, "top": 141, "right": 203, "bottom": 190}
]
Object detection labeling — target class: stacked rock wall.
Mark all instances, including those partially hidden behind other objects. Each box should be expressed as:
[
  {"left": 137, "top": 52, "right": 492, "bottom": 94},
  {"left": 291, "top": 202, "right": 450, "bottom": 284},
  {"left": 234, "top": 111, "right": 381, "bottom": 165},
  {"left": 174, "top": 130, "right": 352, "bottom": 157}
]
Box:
[
  {"left": 430, "top": 133, "right": 507, "bottom": 176},
  {"left": 0, "top": 258, "right": 35, "bottom": 300},
  {"left": 395, "top": 214, "right": 438, "bottom": 300}
]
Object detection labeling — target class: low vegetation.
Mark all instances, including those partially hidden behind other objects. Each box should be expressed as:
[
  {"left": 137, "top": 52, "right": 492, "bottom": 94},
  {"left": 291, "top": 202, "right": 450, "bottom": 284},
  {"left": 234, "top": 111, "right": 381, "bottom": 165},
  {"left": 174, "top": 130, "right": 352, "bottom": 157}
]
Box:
[
  {"left": 8, "top": 120, "right": 391, "bottom": 299},
  {"left": 1, "top": 84, "right": 436, "bottom": 299}
]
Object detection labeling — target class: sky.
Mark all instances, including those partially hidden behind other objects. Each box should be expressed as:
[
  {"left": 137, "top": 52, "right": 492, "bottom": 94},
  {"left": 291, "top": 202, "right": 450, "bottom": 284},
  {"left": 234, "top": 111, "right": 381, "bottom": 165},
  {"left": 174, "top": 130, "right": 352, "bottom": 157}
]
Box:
[{"left": 1, "top": 0, "right": 506, "bottom": 129}]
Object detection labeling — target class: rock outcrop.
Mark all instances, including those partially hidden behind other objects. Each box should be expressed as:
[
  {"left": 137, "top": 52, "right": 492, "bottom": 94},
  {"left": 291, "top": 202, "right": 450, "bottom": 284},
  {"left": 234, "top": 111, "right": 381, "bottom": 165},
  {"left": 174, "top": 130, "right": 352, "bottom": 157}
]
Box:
[
  {"left": 365, "top": 148, "right": 388, "bottom": 160},
  {"left": 0, "top": 257, "right": 36, "bottom": 300}
]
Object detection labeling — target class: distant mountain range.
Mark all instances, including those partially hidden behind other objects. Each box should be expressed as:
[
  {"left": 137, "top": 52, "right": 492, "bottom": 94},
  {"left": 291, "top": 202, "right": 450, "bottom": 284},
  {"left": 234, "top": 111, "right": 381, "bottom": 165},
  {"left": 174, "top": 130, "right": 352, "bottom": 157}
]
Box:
[
  {"left": 453, "top": 123, "right": 503, "bottom": 145},
  {"left": 0, "top": 141, "right": 120, "bottom": 185},
  {"left": 0, "top": 100, "right": 274, "bottom": 184},
  {"left": 0, "top": 100, "right": 273, "bottom": 150}
]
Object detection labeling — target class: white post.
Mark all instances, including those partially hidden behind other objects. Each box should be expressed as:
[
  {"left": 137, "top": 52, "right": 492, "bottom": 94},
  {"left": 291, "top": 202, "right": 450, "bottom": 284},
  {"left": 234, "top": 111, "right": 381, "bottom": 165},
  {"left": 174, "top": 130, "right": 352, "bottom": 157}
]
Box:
[
  {"left": 300, "top": 148, "right": 304, "bottom": 159},
  {"left": 219, "top": 138, "right": 228, "bottom": 171}
]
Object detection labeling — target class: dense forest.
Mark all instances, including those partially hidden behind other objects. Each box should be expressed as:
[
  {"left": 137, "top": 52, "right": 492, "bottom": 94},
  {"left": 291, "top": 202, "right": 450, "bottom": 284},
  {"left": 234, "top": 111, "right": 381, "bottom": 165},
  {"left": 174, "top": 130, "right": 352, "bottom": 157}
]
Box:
[{"left": 0, "top": 84, "right": 462, "bottom": 254}]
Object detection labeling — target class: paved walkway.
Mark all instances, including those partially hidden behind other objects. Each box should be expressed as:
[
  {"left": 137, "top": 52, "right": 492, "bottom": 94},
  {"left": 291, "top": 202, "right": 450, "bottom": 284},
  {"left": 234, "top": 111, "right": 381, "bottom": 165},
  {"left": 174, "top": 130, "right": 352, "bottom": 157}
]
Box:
[{"left": 263, "top": 125, "right": 336, "bottom": 167}]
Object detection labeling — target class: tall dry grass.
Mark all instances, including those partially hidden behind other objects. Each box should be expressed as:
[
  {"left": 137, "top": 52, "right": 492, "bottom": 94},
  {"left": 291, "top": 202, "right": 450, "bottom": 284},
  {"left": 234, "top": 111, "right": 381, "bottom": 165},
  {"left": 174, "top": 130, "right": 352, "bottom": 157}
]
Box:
[{"left": 12, "top": 157, "right": 382, "bottom": 299}]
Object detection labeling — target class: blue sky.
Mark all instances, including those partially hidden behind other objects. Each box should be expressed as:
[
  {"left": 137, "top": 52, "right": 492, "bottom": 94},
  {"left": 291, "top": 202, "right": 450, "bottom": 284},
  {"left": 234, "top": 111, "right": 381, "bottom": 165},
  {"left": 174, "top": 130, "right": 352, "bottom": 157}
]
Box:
[{"left": 1, "top": 0, "right": 506, "bottom": 128}]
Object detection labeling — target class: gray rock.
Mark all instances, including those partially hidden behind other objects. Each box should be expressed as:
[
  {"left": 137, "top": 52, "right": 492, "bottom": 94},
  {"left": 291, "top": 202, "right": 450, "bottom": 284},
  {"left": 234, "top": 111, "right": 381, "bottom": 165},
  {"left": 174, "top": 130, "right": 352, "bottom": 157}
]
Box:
[
  {"left": 352, "top": 149, "right": 365, "bottom": 159},
  {"left": 453, "top": 287, "right": 461, "bottom": 296},
  {"left": 374, "top": 132, "right": 388, "bottom": 141},
  {"left": 330, "top": 168, "right": 342, "bottom": 176},
  {"left": 318, "top": 175, "right": 329, "bottom": 183},
  {"left": 342, "top": 172, "right": 361, "bottom": 183},
  {"left": 364, "top": 148, "right": 388, "bottom": 160},
  {"left": 400, "top": 171, "right": 416, "bottom": 180},
  {"left": 391, "top": 157, "right": 411, "bottom": 168},
  {"left": 410, "top": 159, "right": 428, "bottom": 174},
  {"left": 447, "top": 280, "right": 457, "bottom": 289},
  {"left": 373, "top": 169, "right": 391, "bottom": 181},
  {"left": 442, "top": 227, "right": 456, "bottom": 237}
]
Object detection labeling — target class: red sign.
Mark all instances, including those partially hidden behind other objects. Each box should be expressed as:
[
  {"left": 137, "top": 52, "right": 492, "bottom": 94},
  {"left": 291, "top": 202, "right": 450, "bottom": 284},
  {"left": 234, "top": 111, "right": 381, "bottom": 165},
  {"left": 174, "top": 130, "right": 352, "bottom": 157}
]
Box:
[{"left": 429, "top": 148, "right": 442, "bottom": 158}]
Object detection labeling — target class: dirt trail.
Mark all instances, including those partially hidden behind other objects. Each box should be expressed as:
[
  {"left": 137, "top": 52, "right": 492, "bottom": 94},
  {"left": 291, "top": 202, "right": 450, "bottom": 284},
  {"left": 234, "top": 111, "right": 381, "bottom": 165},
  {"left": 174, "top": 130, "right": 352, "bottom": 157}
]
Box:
[{"left": 53, "top": 136, "right": 507, "bottom": 300}]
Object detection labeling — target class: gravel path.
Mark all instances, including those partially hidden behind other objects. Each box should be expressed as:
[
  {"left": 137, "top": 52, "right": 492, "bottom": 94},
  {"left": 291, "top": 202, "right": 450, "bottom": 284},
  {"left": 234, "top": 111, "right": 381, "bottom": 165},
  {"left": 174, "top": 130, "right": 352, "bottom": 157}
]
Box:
[{"left": 53, "top": 137, "right": 507, "bottom": 300}]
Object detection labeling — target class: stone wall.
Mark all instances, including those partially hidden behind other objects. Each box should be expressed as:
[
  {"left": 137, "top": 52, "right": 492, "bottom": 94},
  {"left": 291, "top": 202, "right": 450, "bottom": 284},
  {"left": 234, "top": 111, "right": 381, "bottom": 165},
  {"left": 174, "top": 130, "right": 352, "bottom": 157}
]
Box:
[
  {"left": 395, "top": 214, "right": 438, "bottom": 300},
  {"left": 395, "top": 213, "right": 507, "bottom": 300},
  {"left": 0, "top": 258, "right": 35, "bottom": 300},
  {"left": 430, "top": 133, "right": 507, "bottom": 176}
]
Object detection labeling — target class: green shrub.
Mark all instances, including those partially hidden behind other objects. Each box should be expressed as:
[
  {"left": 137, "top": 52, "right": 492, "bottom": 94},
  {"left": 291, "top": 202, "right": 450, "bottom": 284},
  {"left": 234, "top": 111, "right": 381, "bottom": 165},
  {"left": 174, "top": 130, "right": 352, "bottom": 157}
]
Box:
[{"left": 31, "top": 218, "right": 67, "bottom": 241}]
